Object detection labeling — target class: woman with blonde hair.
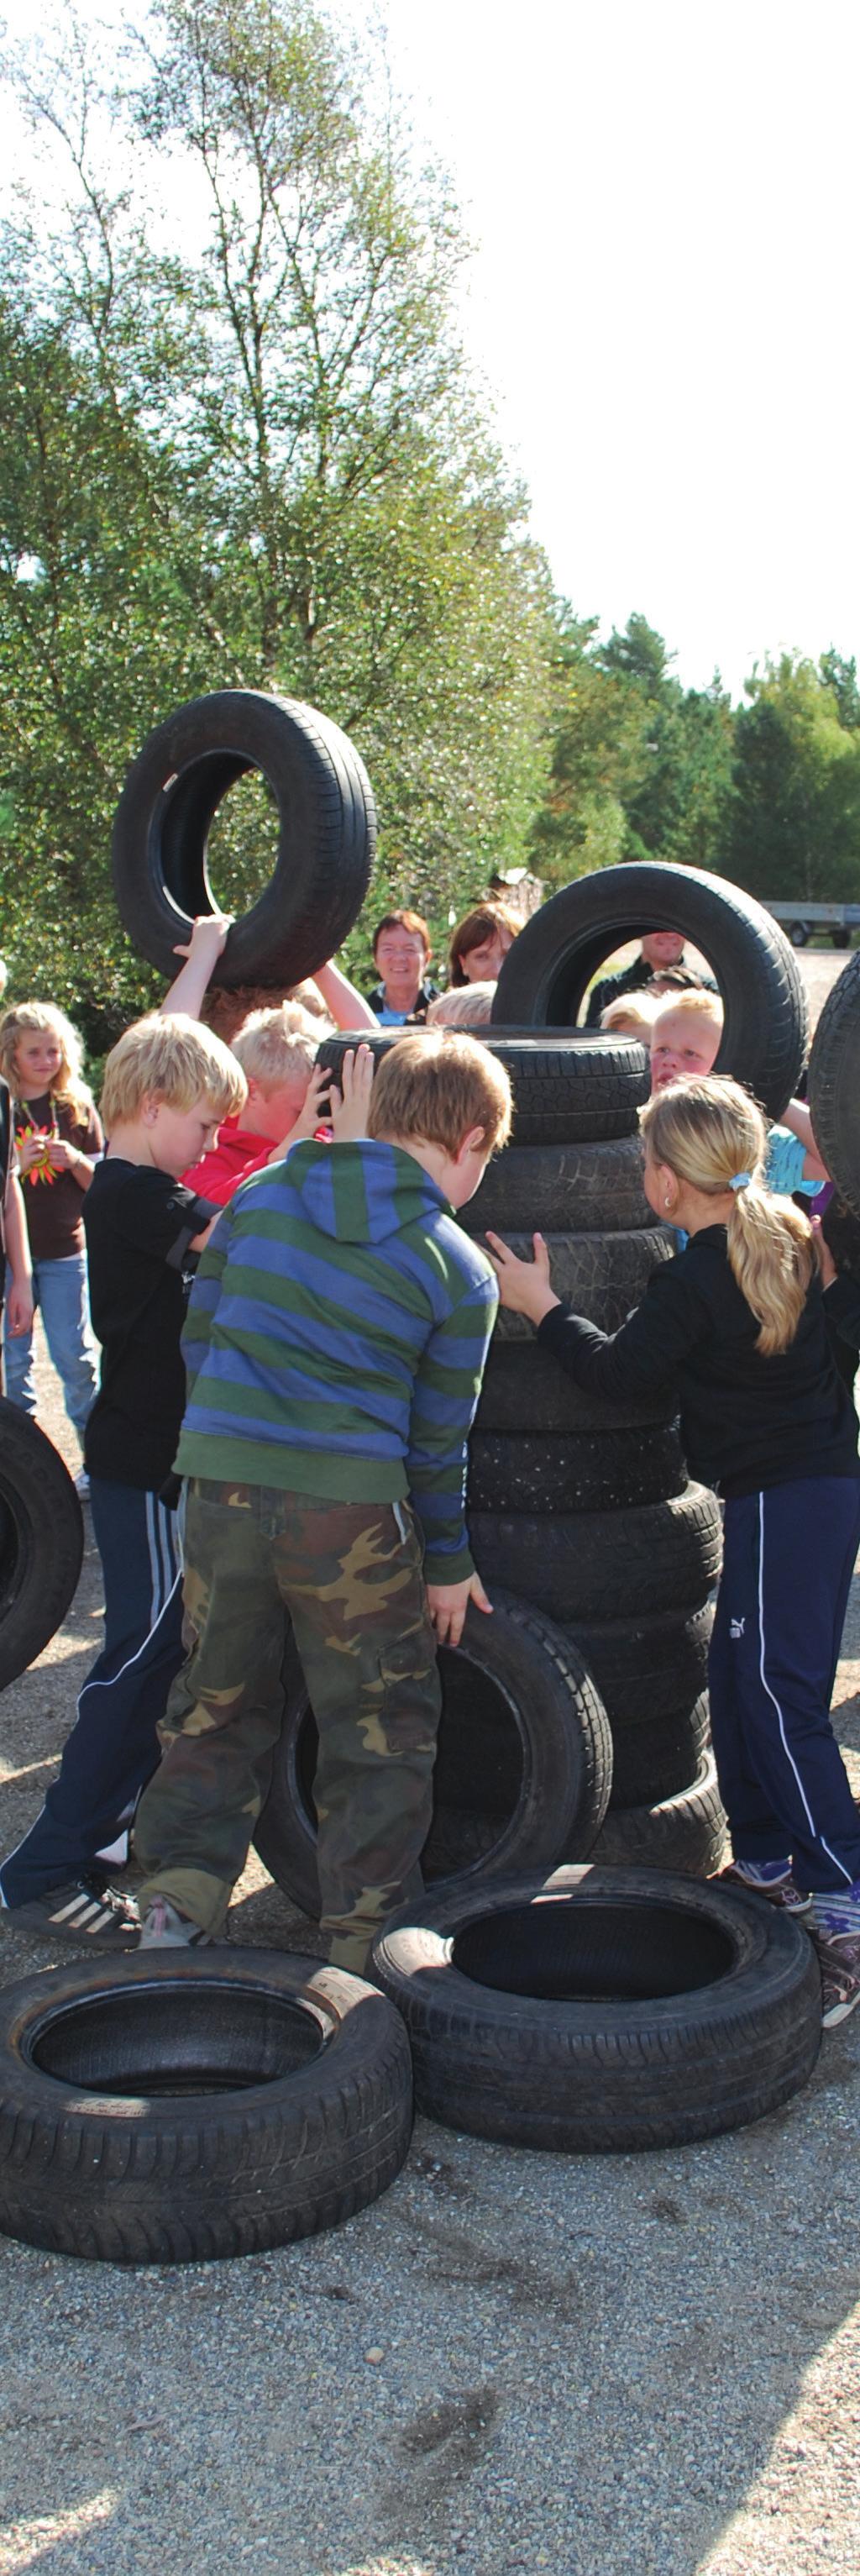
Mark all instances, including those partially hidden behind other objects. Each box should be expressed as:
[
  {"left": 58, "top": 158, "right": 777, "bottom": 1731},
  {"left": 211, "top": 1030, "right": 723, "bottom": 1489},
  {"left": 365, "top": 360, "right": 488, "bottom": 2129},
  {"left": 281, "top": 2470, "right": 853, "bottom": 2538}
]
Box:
[
  {"left": 487, "top": 1073, "right": 860, "bottom": 2031},
  {"left": 0, "top": 1001, "right": 102, "bottom": 1481}
]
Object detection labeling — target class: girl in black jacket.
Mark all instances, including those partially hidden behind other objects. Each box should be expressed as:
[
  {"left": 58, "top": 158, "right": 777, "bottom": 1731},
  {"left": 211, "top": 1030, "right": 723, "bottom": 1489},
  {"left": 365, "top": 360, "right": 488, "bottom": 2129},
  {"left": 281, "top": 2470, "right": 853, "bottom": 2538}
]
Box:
[{"left": 488, "top": 1075, "right": 860, "bottom": 2030}]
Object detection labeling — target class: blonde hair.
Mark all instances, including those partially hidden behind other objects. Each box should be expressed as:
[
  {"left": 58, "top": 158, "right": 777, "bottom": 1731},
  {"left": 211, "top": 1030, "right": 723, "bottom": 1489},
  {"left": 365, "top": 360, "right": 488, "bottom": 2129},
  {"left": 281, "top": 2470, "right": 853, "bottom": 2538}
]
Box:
[
  {"left": 368, "top": 1032, "right": 512, "bottom": 1159},
  {"left": 426, "top": 983, "right": 496, "bottom": 1028},
  {"left": 100, "top": 1014, "right": 247, "bottom": 1132},
  {"left": 600, "top": 995, "right": 658, "bottom": 1038},
  {"left": 650, "top": 988, "right": 724, "bottom": 1046},
  {"left": 232, "top": 1007, "right": 317, "bottom": 1091},
  {"left": 640, "top": 1076, "right": 815, "bottom": 1357},
  {"left": 0, "top": 1000, "right": 93, "bottom": 1122}
]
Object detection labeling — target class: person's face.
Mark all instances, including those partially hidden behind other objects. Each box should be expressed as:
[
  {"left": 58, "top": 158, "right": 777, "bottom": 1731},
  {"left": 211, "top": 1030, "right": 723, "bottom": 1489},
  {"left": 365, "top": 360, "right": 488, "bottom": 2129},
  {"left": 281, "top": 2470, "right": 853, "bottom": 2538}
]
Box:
[
  {"left": 146, "top": 1096, "right": 222, "bottom": 1175},
  {"left": 14, "top": 1029, "right": 64, "bottom": 1093},
  {"left": 650, "top": 1009, "right": 721, "bottom": 1091},
  {"left": 374, "top": 930, "right": 427, "bottom": 995},
  {"left": 641, "top": 931, "right": 686, "bottom": 970},
  {"left": 460, "top": 926, "right": 513, "bottom": 981},
  {"left": 249, "top": 1073, "right": 311, "bottom": 1141}
]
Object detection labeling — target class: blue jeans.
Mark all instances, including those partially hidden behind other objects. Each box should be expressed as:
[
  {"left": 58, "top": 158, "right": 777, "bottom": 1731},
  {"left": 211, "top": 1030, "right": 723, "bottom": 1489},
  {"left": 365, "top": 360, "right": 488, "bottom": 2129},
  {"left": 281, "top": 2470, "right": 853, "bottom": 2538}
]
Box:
[
  {"left": 0, "top": 1479, "right": 185, "bottom": 1906},
  {"left": 3, "top": 1253, "right": 98, "bottom": 1443}
]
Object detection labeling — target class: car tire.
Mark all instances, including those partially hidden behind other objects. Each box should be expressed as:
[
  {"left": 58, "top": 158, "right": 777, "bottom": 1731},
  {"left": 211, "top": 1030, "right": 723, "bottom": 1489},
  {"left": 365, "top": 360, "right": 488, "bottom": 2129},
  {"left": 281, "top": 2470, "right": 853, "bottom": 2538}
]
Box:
[
  {"left": 606, "top": 1690, "right": 711, "bottom": 1808},
  {"left": 472, "top": 1341, "right": 675, "bottom": 1437},
  {"left": 318, "top": 1028, "right": 652, "bottom": 1143},
  {"left": 467, "top": 1425, "right": 686, "bottom": 1514},
  {"left": 485, "top": 1226, "right": 672, "bottom": 1341},
  {"left": 0, "top": 1951, "right": 412, "bottom": 2264},
  {"left": 372, "top": 1864, "right": 821, "bottom": 2151},
  {"left": 567, "top": 1601, "right": 714, "bottom": 1727},
  {"left": 470, "top": 1484, "right": 723, "bottom": 1622},
  {"left": 809, "top": 950, "right": 860, "bottom": 1217},
  {"left": 254, "top": 1595, "right": 613, "bottom": 1915},
  {"left": 588, "top": 1751, "right": 726, "bottom": 1875},
  {"left": 491, "top": 861, "right": 809, "bottom": 1122},
  {"left": 467, "top": 1135, "right": 653, "bottom": 1233},
  {"left": 0, "top": 1404, "right": 84, "bottom": 1692},
  {"left": 112, "top": 691, "right": 375, "bottom": 988}
]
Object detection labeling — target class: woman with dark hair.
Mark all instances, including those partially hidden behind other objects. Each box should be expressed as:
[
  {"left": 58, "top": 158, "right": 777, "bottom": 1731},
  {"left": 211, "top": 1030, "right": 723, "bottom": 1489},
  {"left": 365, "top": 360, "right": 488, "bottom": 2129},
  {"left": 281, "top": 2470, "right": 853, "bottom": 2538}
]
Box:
[{"left": 448, "top": 902, "right": 521, "bottom": 987}]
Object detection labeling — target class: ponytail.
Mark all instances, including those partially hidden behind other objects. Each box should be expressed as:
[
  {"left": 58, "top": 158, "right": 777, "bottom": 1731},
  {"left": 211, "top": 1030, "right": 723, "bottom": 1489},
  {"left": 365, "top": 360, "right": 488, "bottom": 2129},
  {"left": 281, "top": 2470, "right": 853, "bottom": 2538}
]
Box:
[
  {"left": 640, "top": 1077, "right": 815, "bottom": 1357},
  {"left": 724, "top": 1180, "right": 814, "bottom": 1357}
]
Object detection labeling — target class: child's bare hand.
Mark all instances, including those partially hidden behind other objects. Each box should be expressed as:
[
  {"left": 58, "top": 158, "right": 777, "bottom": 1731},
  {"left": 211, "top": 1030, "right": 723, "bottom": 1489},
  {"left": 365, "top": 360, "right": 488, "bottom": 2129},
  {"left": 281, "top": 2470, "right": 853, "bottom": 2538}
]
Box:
[
  {"left": 812, "top": 1213, "right": 838, "bottom": 1288},
  {"left": 15, "top": 1133, "right": 49, "bottom": 1175},
  {"left": 172, "top": 911, "right": 233, "bottom": 964},
  {"left": 267, "top": 1065, "right": 331, "bottom": 1162},
  {"left": 45, "top": 1137, "right": 81, "bottom": 1172},
  {"left": 426, "top": 1571, "right": 493, "bottom": 1648},
  {"left": 5, "top": 1278, "right": 34, "bottom": 1335},
  {"left": 485, "top": 1230, "right": 560, "bottom": 1324},
  {"left": 328, "top": 1044, "right": 375, "bottom": 1141}
]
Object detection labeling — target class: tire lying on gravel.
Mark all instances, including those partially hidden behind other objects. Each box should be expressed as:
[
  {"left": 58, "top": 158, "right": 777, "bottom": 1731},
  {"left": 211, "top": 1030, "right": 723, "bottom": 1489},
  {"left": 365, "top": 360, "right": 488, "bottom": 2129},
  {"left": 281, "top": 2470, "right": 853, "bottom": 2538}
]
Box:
[
  {"left": 485, "top": 1226, "right": 672, "bottom": 1339},
  {"left": 467, "top": 1425, "right": 686, "bottom": 1515},
  {"left": 112, "top": 691, "right": 375, "bottom": 989},
  {"left": 471, "top": 1483, "right": 723, "bottom": 1623},
  {"left": 0, "top": 1402, "right": 83, "bottom": 1692},
  {"left": 469, "top": 1134, "right": 652, "bottom": 1234},
  {"left": 254, "top": 1595, "right": 613, "bottom": 1916},
  {"left": 491, "top": 860, "right": 809, "bottom": 1122},
  {"left": 588, "top": 1750, "right": 726, "bottom": 1875},
  {"left": 473, "top": 1340, "right": 676, "bottom": 1437},
  {"left": 0, "top": 1952, "right": 412, "bottom": 2265},
  {"left": 372, "top": 1864, "right": 821, "bottom": 2152},
  {"left": 808, "top": 950, "right": 860, "bottom": 1217},
  {"left": 318, "top": 1028, "right": 651, "bottom": 1144}
]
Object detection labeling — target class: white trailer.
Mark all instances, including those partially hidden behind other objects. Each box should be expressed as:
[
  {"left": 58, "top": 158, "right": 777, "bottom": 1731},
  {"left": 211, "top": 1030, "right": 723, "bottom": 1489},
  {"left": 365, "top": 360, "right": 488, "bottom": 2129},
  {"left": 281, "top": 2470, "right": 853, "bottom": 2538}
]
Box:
[{"left": 764, "top": 901, "right": 860, "bottom": 949}]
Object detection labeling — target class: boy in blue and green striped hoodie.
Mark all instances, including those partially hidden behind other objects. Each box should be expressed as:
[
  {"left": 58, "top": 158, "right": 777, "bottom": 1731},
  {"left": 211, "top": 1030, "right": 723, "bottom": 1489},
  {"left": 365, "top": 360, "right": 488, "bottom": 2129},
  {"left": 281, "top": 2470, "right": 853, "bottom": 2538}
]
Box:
[{"left": 134, "top": 1033, "right": 511, "bottom": 1970}]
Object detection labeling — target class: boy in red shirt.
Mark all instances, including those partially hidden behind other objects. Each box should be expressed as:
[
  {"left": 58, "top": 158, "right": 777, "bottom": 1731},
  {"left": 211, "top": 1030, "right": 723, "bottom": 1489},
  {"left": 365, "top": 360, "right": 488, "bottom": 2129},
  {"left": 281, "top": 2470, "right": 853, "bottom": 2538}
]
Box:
[{"left": 182, "top": 1007, "right": 331, "bottom": 1205}]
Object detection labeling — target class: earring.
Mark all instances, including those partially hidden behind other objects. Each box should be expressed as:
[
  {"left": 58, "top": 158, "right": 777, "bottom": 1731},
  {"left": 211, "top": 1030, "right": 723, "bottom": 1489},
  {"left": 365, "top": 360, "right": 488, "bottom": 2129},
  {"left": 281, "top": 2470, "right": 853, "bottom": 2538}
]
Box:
[{"left": 664, "top": 1194, "right": 671, "bottom": 1209}]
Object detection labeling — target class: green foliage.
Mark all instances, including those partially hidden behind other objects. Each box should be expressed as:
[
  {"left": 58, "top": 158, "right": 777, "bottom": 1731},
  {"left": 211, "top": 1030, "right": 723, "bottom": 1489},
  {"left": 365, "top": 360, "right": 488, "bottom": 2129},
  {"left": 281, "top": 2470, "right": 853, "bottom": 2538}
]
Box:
[
  {"left": 729, "top": 655, "right": 860, "bottom": 902},
  {"left": 0, "top": 0, "right": 553, "bottom": 1036},
  {"left": 531, "top": 612, "right": 736, "bottom": 883}
]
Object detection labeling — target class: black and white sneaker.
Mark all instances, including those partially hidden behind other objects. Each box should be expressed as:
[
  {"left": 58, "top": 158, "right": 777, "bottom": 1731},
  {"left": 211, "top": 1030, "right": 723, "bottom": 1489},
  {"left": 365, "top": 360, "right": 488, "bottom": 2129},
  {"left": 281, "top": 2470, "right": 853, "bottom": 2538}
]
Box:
[{"left": 2, "top": 1877, "right": 139, "bottom": 1946}]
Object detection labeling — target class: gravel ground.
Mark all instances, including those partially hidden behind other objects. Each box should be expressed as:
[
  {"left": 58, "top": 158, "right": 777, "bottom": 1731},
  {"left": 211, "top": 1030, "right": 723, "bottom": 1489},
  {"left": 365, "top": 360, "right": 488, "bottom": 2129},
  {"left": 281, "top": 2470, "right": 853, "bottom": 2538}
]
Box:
[{"left": 2, "top": 948, "right": 859, "bottom": 2576}]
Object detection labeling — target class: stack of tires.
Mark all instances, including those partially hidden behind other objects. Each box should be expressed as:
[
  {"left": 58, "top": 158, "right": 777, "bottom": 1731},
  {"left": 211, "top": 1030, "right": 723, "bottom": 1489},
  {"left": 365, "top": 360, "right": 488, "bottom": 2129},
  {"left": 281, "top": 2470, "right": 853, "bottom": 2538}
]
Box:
[
  {"left": 264, "top": 861, "right": 810, "bottom": 1903},
  {"left": 461, "top": 1027, "right": 726, "bottom": 1874},
  {"left": 109, "top": 700, "right": 811, "bottom": 1907}
]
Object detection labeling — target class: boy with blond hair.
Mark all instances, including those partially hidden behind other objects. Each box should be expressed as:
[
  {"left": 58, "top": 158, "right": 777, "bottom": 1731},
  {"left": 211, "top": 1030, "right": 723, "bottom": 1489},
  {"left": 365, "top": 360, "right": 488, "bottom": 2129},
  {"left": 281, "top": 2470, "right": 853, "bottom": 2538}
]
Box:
[
  {"left": 0, "top": 1012, "right": 244, "bottom": 1940},
  {"left": 182, "top": 1005, "right": 331, "bottom": 1205},
  {"left": 134, "top": 1032, "right": 512, "bottom": 1970}
]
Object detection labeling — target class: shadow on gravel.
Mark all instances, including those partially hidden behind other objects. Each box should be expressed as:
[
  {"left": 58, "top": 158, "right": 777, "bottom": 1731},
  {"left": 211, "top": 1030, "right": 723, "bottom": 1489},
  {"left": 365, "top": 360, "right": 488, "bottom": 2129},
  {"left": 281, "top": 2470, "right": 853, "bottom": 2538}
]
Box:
[{"left": 2, "top": 1470, "right": 860, "bottom": 2571}]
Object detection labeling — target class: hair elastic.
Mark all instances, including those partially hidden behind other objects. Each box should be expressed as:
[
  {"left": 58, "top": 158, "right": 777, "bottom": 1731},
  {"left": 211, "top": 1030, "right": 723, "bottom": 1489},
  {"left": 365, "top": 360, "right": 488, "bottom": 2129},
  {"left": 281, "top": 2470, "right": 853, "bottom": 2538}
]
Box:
[{"left": 729, "top": 1170, "right": 751, "bottom": 1191}]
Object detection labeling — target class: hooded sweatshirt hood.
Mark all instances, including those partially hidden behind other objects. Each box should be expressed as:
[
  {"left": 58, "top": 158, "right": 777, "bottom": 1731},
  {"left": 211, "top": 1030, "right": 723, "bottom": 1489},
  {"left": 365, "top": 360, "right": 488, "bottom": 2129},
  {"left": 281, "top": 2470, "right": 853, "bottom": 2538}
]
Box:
[
  {"left": 176, "top": 1133, "right": 497, "bottom": 1582},
  {"left": 284, "top": 1138, "right": 447, "bottom": 1246}
]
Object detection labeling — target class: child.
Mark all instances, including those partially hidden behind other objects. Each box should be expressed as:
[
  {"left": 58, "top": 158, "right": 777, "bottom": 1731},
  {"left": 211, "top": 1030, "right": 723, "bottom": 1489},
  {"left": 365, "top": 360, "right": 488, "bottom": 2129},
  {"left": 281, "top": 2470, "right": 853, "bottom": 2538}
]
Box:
[
  {"left": 181, "top": 1007, "right": 333, "bottom": 1205},
  {"left": 0, "top": 1012, "right": 244, "bottom": 1941},
  {"left": 0, "top": 1001, "right": 102, "bottom": 1485},
  {"left": 132, "top": 1031, "right": 512, "bottom": 1971},
  {"left": 487, "top": 1075, "right": 860, "bottom": 2027},
  {"left": 599, "top": 994, "right": 658, "bottom": 1041},
  {"left": 649, "top": 991, "right": 828, "bottom": 1195},
  {"left": 426, "top": 983, "right": 496, "bottom": 1028}
]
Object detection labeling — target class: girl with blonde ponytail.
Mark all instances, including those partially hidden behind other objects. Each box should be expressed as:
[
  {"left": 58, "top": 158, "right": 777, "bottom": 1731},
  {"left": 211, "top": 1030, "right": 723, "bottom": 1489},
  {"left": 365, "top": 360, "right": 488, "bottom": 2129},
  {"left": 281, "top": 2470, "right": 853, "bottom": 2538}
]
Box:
[{"left": 488, "top": 1073, "right": 860, "bottom": 2031}]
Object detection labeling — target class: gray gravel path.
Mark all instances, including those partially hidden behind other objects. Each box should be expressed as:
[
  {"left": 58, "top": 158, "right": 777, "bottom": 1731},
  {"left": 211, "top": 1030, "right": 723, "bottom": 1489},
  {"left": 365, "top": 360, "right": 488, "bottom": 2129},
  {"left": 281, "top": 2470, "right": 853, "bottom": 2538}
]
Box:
[{"left": 3, "top": 956, "right": 859, "bottom": 2576}]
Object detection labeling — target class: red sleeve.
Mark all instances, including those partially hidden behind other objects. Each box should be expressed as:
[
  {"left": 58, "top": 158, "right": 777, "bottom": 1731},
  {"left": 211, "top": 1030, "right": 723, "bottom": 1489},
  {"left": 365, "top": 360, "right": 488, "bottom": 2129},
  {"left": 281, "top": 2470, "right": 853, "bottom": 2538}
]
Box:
[{"left": 182, "top": 1133, "right": 272, "bottom": 1205}]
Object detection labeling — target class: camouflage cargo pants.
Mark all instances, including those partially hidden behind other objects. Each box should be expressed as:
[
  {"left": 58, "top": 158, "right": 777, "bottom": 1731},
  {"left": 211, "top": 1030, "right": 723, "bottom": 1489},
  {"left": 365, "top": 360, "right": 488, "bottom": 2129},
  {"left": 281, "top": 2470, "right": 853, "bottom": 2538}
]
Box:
[{"left": 133, "top": 1479, "right": 442, "bottom": 1972}]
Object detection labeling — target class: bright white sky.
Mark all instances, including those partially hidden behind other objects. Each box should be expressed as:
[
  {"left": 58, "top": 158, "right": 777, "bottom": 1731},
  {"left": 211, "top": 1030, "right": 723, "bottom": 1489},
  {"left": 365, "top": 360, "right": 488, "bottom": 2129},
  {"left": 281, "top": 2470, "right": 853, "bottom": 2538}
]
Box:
[{"left": 3, "top": 0, "right": 858, "bottom": 702}]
